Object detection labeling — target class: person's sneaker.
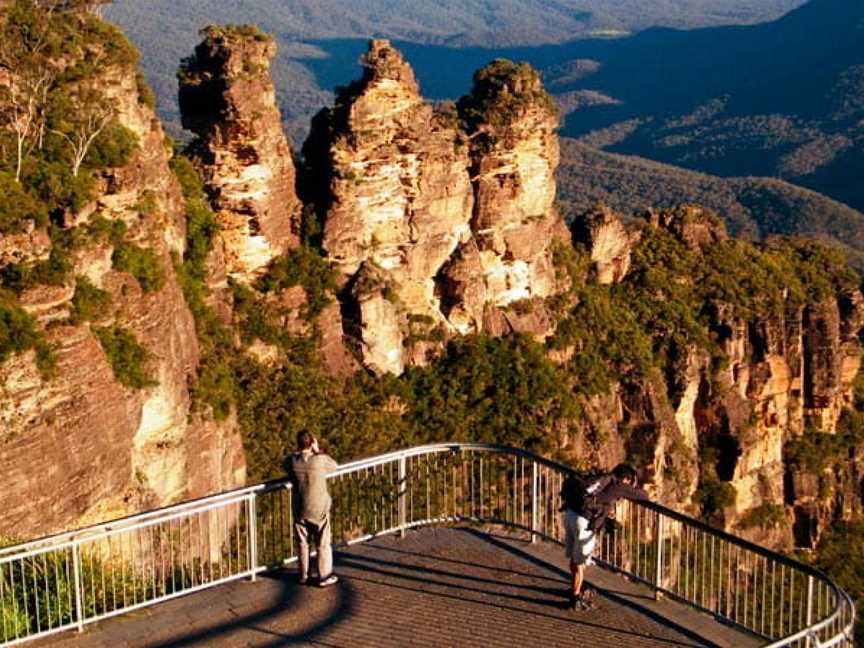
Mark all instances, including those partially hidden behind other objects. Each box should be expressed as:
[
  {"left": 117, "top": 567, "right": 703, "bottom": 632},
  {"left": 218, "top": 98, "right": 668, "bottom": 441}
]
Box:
[
  {"left": 298, "top": 576, "right": 308, "bottom": 586},
  {"left": 578, "top": 590, "right": 596, "bottom": 610},
  {"left": 318, "top": 574, "right": 339, "bottom": 587}
]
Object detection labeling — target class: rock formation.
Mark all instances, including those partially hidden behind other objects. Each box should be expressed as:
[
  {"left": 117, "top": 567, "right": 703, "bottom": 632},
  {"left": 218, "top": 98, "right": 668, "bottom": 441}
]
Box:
[
  {"left": 179, "top": 26, "right": 301, "bottom": 283},
  {"left": 314, "top": 42, "right": 569, "bottom": 374},
  {"left": 563, "top": 206, "right": 864, "bottom": 546},
  {"left": 458, "top": 60, "right": 566, "bottom": 314},
  {"left": 571, "top": 203, "right": 639, "bottom": 284},
  {"left": 0, "top": 31, "right": 245, "bottom": 538}
]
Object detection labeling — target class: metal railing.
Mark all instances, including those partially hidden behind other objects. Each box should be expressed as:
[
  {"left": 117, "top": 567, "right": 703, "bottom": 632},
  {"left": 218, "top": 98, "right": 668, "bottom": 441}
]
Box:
[{"left": 0, "top": 443, "right": 855, "bottom": 647}]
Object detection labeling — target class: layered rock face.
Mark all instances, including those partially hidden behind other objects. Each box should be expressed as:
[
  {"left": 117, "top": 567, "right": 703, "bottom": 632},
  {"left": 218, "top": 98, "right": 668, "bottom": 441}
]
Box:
[
  {"left": 458, "top": 60, "right": 566, "bottom": 318},
  {"left": 0, "top": 51, "right": 245, "bottom": 538},
  {"left": 571, "top": 203, "right": 639, "bottom": 284},
  {"left": 179, "top": 26, "right": 300, "bottom": 283},
  {"left": 564, "top": 206, "right": 864, "bottom": 547},
  {"left": 317, "top": 42, "right": 568, "bottom": 374}
]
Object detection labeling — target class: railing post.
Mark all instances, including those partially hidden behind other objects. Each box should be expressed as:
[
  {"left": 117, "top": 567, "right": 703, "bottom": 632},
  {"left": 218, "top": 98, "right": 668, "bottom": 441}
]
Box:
[
  {"left": 531, "top": 461, "right": 538, "bottom": 544},
  {"left": 247, "top": 493, "right": 258, "bottom": 582},
  {"left": 806, "top": 575, "right": 814, "bottom": 647},
  {"left": 654, "top": 511, "right": 664, "bottom": 600},
  {"left": 72, "top": 541, "right": 84, "bottom": 632},
  {"left": 398, "top": 454, "right": 407, "bottom": 538}
]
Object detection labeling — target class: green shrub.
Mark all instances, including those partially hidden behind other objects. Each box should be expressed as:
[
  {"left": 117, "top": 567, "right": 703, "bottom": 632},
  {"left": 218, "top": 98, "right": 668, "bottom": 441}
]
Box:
[
  {"left": 170, "top": 154, "right": 236, "bottom": 419},
  {"left": 256, "top": 247, "right": 337, "bottom": 320},
  {"left": 0, "top": 289, "right": 56, "bottom": 377},
  {"left": 94, "top": 326, "right": 155, "bottom": 389},
  {"left": 136, "top": 72, "right": 155, "bottom": 109},
  {"left": 70, "top": 277, "right": 112, "bottom": 324},
  {"left": 86, "top": 216, "right": 127, "bottom": 244},
  {"left": 397, "top": 334, "right": 579, "bottom": 451},
  {"left": 458, "top": 59, "right": 558, "bottom": 133},
  {"left": 0, "top": 173, "right": 49, "bottom": 234},
  {"left": 785, "top": 413, "right": 864, "bottom": 473},
  {"left": 0, "top": 226, "right": 83, "bottom": 294},
  {"left": 695, "top": 477, "right": 736, "bottom": 517},
  {"left": 112, "top": 242, "right": 165, "bottom": 292},
  {"left": 814, "top": 522, "right": 864, "bottom": 647},
  {"left": 738, "top": 502, "right": 786, "bottom": 530},
  {"left": 25, "top": 160, "right": 97, "bottom": 214},
  {"left": 86, "top": 123, "right": 138, "bottom": 170}
]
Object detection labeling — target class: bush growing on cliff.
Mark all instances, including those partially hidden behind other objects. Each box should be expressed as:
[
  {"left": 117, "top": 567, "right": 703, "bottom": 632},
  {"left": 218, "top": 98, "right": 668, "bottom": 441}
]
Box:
[
  {"left": 256, "top": 247, "right": 337, "bottom": 320},
  {"left": 0, "top": 226, "right": 83, "bottom": 294},
  {"left": 70, "top": 276, "right": 112, "bottom": 324},
  {"left": 785, "top": 413, "right": 864, "bottom": 474},
  {"left": 397, "top": 334, "right": 579, "bottom": 451},
  {"left": 169, "top": 154, "right": 237, "bottom": 420},
  {"left": 0, "top": 289, "right": 55, "bottom": 376},
  {"left": 0, "top": 173, "right": 48, "bottom": 234},
  {"left": 94, "top": 325, "right": 155, "bottom": 389},
  {"left": 814, "top": 522, "right": 864, "bottom": 646},
  {"left": 112, "top": 242, "right": 164, "bottom": 293},
  {"left": 458, "top": 59, "right": 558, "bottom": 132}
]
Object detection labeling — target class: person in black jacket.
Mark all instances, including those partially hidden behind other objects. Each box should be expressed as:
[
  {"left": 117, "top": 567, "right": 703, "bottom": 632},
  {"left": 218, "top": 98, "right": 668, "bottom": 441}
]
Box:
[{"left": 560, "top": 464, "right": 648, "bottom": 609}]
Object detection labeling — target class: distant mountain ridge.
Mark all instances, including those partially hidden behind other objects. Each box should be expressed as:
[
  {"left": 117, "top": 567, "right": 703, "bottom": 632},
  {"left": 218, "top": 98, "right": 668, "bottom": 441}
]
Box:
[
  {"left": 106, "top": 0, "right": 864, "bottom": 266},
  {"left": 553, "top": 0, "right": 864, "bottom": 212}
]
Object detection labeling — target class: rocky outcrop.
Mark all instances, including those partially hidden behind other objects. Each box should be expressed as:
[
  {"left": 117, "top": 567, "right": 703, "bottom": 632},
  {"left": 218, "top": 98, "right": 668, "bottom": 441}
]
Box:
[
  {"left": 460, "top": 60, "right": 566, "bottom": 314},
  {"left": 314, "top": 42, "right": 569, "bottom": 374},
  {"left": 0, "top": 45, "right": 245, "bottom": 538},
  {"left": 572, "top": 204, "right": 639, "bottom": 284},
  {"left": 179, "top": 25, "right": 301, "bottom": 283},
  {"left": 560, "top": 207, "right": 864, "bottom": 546}
]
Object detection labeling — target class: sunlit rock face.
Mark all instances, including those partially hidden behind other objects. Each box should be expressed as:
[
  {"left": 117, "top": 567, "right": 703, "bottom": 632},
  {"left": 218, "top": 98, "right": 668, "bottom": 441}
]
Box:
[
  {"left": 314, "top": 42, "right": 570, "bottom": 374},
  {"left": 460, "top": 59, "right": 565, "bottom": 316},
  {"left": 0, "top": 50, "right": 245, "bottom": 539},
  {"left": 571, "top": 204, "right": 639, "bottom": 284},
  {"left": 179, "top": 26, "right": 301, "bottom": 283},
  {"left": 559, "top": 207, "right": 864, "bottom": 548}
]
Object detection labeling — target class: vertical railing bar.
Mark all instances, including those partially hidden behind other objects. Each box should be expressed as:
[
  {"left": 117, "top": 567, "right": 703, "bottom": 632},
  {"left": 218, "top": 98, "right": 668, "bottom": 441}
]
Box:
[
  {"left": 654, "top": 512, "right": 663, "bottom": 600},
  {"left": 72, "top": 541, "right": 83, "bottom": 633},
  {"left": 743, "top": 544, "right": 749, "bottom": 630},
  {"left": 530, "top": 461, "right": 538, "bottom": 543},
  {"left": 51, "top": 551, "right": 61, "bottom": 629},
  {"left": 398, "top": 454, "right": 407, "bottom": 538}
]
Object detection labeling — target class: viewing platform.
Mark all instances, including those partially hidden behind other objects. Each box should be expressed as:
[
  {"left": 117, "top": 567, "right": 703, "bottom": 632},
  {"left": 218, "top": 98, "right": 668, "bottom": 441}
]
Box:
[
  {"left": 2, "top": 444, "right": 855, "bottom": 647},
  {"left": 37, "top": 527, "right": 756, "bottom": 648}
]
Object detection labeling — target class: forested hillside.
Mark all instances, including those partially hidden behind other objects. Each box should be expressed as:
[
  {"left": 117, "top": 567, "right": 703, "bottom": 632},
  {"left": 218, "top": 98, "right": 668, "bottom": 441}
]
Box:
[{"left": 557, "top": 139, "right": 864, "bottom": 267}]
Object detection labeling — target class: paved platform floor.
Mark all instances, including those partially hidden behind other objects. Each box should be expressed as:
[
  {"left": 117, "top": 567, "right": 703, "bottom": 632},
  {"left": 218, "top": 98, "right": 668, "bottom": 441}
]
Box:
[{"left": 41, "top": 527, "right": 759, "bottom": 648}]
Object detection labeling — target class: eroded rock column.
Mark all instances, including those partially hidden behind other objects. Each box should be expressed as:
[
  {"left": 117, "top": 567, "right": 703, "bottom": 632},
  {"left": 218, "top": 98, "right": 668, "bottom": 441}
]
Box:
[{"left": 179, "top": 25, "right": 301, "bottom": 282}]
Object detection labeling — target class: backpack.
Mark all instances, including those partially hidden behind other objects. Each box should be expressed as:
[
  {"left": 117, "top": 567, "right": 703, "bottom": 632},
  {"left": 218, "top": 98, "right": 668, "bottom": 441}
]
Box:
[{"left": 560, "top": 472, "right": 613, "bottom": 530}]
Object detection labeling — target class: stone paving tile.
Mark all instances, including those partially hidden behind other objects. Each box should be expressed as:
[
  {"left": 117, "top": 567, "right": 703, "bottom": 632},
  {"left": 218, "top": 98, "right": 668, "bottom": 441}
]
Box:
[{"left": 35, "top": 527, "right": 757, "bottom": 648}]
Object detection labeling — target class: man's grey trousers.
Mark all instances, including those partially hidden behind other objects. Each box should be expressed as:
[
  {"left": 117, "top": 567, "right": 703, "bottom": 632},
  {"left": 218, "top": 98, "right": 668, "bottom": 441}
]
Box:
[{"left": 294, "top": 516, "right": 333, "bottom": 580}]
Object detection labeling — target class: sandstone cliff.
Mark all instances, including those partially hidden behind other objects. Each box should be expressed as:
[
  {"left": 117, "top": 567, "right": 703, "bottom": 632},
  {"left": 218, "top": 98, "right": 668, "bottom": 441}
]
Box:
[
  {"left": 311, "top": 42, "right": 569, "bottom": 374},
  {"left": 566, "top": 205, "right": 864, "bottom": 547},
  {"left": 179, "top": 25, "right": 301, "bottom": 283},
  {"left": 0, "top": 13, "right": 245, "bottom": 538}
]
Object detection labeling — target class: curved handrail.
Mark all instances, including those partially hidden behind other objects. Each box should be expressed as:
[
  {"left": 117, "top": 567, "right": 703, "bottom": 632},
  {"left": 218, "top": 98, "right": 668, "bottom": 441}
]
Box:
[{"left": 0, "top": 443, "right": 855, "bottom": 647}]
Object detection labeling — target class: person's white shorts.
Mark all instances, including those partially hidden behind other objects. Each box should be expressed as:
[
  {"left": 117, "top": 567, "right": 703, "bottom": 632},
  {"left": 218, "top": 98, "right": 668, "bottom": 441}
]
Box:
[{"left": 564, "top": 510, "right": 596, "bottom": 565}]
